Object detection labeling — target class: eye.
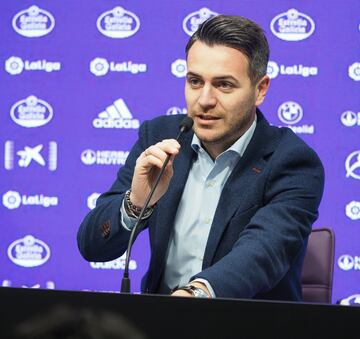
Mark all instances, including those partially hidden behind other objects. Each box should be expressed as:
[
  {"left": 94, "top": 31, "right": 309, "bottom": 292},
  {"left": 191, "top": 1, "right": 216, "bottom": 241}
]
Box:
[
  {"left": 217, "top": 81, "right": 234, "bottom": 90},
  {"left": 187, "top": 77, "right": 203, "bottom": 88}
]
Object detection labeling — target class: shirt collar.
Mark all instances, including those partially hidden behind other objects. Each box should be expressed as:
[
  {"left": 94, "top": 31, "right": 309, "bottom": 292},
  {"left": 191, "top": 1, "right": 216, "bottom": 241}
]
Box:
[{"left": 191, "top": 114, "right": 257, "bottom": 159}]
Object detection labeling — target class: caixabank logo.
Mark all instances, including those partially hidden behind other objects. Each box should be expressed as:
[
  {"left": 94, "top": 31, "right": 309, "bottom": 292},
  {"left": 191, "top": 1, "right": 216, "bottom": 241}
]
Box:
[
  {"left": 4, "top": 140, "right": 57, "bottom": 171},
  {"left": 92, "top": 98, "right": 139, "bottom": 129},
  {"left": 8, "top": 235, "right": 51, "bottom": 267},
  {"left": 10, "top": 95, "right": 53, "bottom": 128},
  {"left": 277, "top": 101, "right": 314, "bottom": 134},
  {"left": 12, "top": 5, "right": 55, "bottom": 38},
  {"left": 183, "top": 8, "right": 218, "bottom": 36},
  {"left": 5, "top": 56, "right": 61, "bottom": 75},
  {"left": 270, "top": 9, "right": 315, "bottom": 41},
  {"left": 97, "top": 7, "right": 140, "bottom": 38}
]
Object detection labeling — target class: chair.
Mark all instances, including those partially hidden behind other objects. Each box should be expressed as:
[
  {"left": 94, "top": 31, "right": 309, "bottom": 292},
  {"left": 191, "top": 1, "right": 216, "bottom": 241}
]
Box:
[{"left": 301, "top": 227, "right": 335, "bottom": 303}]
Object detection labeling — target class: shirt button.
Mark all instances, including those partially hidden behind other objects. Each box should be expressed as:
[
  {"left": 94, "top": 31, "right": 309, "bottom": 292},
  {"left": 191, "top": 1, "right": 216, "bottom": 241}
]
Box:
[
  {"left": 207, "top": 180, "right": 216, "bottom": 187},
  {"left": 204, "top": 217, "right": 211, "bottom": 224}
]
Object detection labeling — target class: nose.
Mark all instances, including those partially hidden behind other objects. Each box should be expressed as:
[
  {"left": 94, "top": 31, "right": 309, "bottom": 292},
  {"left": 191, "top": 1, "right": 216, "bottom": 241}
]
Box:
[{"left": 197, "top": 85, "right": 217, "bottom": 111}]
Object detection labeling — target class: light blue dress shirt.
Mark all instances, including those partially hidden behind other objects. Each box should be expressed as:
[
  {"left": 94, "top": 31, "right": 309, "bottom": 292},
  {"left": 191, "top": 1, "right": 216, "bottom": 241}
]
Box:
[{"left": 121, "top": 117, "right": 257, "bottom": 297}]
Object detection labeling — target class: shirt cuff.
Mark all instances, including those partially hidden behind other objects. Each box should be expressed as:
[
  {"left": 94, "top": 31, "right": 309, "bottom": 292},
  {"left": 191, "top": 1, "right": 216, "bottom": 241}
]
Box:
[
  {"left": 120, "top": 198, "right": 137, "bottom": 231},
  {"left": 191, "top": 278, "right": 216, "bottom": 298}
]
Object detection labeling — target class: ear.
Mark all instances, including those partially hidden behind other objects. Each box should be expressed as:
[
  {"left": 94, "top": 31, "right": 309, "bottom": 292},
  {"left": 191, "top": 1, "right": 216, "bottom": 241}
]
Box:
[{"left": 255, "top": 75, "right": 270, "bottom": 106}]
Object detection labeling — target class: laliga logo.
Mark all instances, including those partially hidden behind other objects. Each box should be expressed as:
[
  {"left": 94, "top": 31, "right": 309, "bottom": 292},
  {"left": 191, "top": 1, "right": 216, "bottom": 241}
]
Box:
[
  {"left": 2, "top": 191, "right": 21, "bottom": 209},
  {"left": 341, "top": 111, "right": 360, "bottom": 127},
  {"left": 346, "top": 201, "right": 360, "bottom": 220},
  {"left": 87, "top": 193, "right": 101, "bottom": 209},
  {"left": 345, "top": 150, "right": 360, "bottom": 180},
  {"left": 12, "top": 5, "right": 55, "bottom": 38},
  {"left": 171, "top": 59, "right": 187, "bottom": 78},
  {"left": 5, "top": 56, "right": 61, "bottom": 75},
  {"left": 90, "top": 58, "right": 109, "bottom": 76},
  {"left": 10, "top": 95, "right": 53, "bottom": 128},
  {"left": 278, "top": 101, "right": 303, "bottom": 124},
  {"left": 348, "top": 62, "right": 360, "bottom": 81},
  {"left": 90, "top": 57, "right": 147, "bottom": 76},
  {"left": 97, "top": 6, "right": 140, "bottom": 38},
  {"left": 8, "top": 235, "right": 51, "bottom": 267},
  {"left": 270, "top": 8, "right": 315, "bottom": 41},
  {"left": 267, "top": 61, "right": 280, "bottom": 79},
  {"left": 183, "top": 8, "right": 218, "bottom": 36}
]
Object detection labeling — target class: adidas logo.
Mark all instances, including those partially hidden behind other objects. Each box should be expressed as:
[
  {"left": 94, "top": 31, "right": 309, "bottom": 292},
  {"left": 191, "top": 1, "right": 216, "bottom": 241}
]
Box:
[{"left": 92, "top": 98, "right": 140, "bottom": 129}]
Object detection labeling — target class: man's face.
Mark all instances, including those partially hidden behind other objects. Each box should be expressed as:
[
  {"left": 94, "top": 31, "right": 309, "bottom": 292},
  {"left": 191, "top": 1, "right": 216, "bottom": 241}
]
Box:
[{"left": 185, "top": 41, "right": 269, "bottom": 157}]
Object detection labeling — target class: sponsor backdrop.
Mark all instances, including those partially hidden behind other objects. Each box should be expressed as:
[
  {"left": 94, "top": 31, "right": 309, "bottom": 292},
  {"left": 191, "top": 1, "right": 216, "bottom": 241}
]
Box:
[{"left": 0, "top": 1, "right": 359, "bottom": 304}]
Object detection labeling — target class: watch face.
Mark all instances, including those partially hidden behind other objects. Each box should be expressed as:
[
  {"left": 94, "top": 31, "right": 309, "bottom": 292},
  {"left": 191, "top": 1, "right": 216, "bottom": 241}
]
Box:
[{"left": 193, "top": 288, "right": 208, "bottom": 298}]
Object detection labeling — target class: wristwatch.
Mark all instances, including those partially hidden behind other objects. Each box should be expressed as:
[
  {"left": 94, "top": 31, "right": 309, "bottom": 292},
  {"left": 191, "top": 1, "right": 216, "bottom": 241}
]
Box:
[{"left": 176, "top": 285, "right": 210, "bottom": 298}]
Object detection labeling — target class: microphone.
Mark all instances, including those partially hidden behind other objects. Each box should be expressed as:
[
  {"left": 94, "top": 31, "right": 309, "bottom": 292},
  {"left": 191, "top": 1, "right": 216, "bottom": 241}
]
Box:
[{"left": 121, "top": 116, "right": 194, "bottom": 293}]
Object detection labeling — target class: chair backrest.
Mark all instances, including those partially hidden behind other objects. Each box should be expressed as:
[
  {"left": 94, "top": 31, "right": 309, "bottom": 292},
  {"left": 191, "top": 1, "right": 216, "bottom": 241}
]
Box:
[{"left": 301, "top": 227, "right": 335, "bottom": 303}]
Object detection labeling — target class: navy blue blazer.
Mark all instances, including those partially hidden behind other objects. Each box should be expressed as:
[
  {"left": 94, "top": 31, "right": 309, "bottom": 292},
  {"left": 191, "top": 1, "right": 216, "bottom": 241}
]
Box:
[{"left": 77, "top": 111, "right": 324, "bottom": 301}]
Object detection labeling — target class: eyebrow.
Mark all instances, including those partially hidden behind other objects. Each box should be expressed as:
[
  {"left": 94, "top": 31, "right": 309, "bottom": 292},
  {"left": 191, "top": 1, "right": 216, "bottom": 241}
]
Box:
[{"left": 186, "top": 72, "right": 240, "bottom": 85}]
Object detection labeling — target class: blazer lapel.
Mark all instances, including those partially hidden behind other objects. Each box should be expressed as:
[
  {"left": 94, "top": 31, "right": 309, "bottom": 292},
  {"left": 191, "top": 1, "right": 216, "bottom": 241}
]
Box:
[
  {"left": 154, "top": 131, "right": 196, "bottom": 264},
  {"left": 202, "top": 111, "right": 279, "bottom": 268}
]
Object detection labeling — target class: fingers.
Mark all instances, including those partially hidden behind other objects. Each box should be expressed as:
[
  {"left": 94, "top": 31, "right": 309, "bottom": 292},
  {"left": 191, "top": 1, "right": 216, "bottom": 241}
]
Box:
[{"left": 140, "top": 139, "right": 180, "bottom": 169}]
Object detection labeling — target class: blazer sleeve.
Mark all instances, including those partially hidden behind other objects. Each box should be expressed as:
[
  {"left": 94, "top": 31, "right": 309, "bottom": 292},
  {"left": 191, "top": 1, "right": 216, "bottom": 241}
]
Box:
[
  {"left": 192, "top": 142, "right": 325, "bottom": 298},
  {"left": 77, "top": 121, "right": 151, "bottom": 262}
]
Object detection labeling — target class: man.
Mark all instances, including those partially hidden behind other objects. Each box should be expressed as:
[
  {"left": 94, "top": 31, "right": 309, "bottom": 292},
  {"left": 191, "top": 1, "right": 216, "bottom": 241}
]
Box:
[{"left": 77, "top": 15, "right": 324, "bottom": 301}]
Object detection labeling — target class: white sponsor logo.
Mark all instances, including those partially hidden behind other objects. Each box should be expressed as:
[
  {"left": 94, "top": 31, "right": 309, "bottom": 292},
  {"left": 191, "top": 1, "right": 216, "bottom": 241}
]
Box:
[
  {"left": 12, "top": 5, "right": 55, "bottom": 38},
  {"left": 171, "top": 59, "right": 187, "bottom": 78},
  {"left": 348, "top": 62, "right": 360, "bottom": 81},
  {"left": 87, "top": 192, "right": 101, "bottom": 209},
  {"left": 90, "top": 254, "right": 137, "bottom": 270},
  {"left": 338, "top": 255, "right": 360, "bottom": 271},
  {"left": 339, "top": 294, "right": 360, "bottom": 306},
  {"left": 346, "top": 201, "right": 360, "bottom": 220},
  {"left": 166, "top": 107, "right": 187, "bottom": 115},
  {"left": 270, "top": 8, "right": 315, "bottom": 41},
  {"left": 81, "top": 149, "right": 129, "bottom": 166},
  {"left": 345, "top": 150, "right": 360, "bottom": 180},
  {"left": 5, "top": 56, "right": 61, "bottom": 75},
  {"left": 90, "top": 57, "right": 147, "bottom": 76},
  {"left": 267, "top": 60, "right": 318, "bottom": 79},
  {"left": 8, "top": 235, "right": 51, "bottom": 267},
  {"left": 341, "top": 111, "right": 360, "bottom": 127},
  {"left": 93, "top": 98, "right": 139, "bottom": 129},
  {"left": 10, "top": 95, "right": 53, "bottom": 128},
  {"left": 183, "top": 8, "right": 218, "bottom": 36},
  {"left": 4, "top": 141, "right": 57, "bottom": 171},
  {"left": 278, "top": 101, "right": 314, "bottom": 134},
  {"left": 2, "top": 190, "right": 58, "bottom": 209},
  {"left": 2, "top": 280, "right": 55, "bottom": 289},
  {"left": 97, "top": 7, "right": 140, "bottom": 39}
]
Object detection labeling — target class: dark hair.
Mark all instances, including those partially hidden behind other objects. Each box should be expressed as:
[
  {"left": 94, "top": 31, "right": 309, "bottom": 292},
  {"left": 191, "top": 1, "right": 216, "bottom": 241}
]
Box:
[{"left": 185, "top": 15, "right": 269, "bottom": 84}]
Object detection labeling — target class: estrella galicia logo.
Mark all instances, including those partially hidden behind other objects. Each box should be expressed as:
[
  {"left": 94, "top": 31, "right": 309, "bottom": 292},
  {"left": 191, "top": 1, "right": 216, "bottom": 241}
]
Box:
[
  {"left": 270, "top": 8, "right": 315, "bottom": 41},
  {"left": 12, "top": 5, "right": 55, "bottom": 38},
  {"left": 338, "top": 255, "right": 356, "bottom": 271},
  {"left": 97, "top": 7, "right": 140, "bottom": 38},
  {"left": 8, "top": 235, "right": 51, "bottom": 267},
  {"left": 345, "top": 150, "right": 360, "bottom": 180},
  {"left": 278, "top": 101, "right": 303, "bottom": 124},
  {"left": 183, "top": 8, "right": 218, "bottom": 36},
  {"left": 341, "top": 111, "right": 360, "bottom": 127},
  {"left": 10, "top": 95, "right": 53, "bottom": 128}
]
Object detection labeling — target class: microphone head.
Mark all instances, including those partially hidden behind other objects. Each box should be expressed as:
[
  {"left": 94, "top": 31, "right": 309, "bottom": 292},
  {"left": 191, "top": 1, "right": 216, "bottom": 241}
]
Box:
[{"left": 179, "top": 116, "right": 194, "bottom": 133}]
